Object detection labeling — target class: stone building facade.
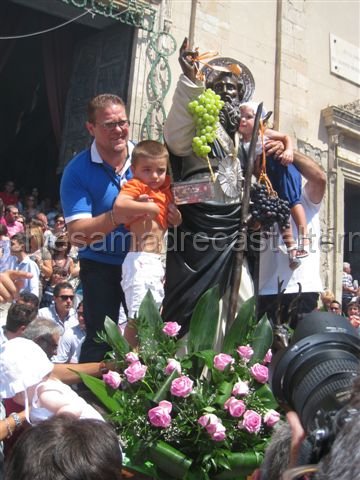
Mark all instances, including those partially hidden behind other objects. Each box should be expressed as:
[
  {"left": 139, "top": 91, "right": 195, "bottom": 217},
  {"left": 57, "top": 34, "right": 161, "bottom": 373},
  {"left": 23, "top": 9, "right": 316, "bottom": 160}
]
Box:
[
  {"left": 4, "top": 0, "right": 360, "bottom": 299},
  {"left": 135, "top": 0, "right": 359, "bottom": 300}
]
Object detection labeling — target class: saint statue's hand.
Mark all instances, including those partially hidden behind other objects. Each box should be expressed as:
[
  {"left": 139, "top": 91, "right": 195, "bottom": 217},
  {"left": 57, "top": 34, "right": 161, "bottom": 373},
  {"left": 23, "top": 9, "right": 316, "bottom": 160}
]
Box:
[
  {"left": 167, "top": 203, "right": 182, "bottom": 227},
  {"left": 178, "top": 37, "right": 199, "bottom": 83}
]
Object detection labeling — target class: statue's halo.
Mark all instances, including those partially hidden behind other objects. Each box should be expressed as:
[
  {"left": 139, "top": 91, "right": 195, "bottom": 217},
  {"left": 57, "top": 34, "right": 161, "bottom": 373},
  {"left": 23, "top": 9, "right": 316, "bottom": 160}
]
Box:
[{"left": 202, "top": 57, "right": 255, "bottom": 102}]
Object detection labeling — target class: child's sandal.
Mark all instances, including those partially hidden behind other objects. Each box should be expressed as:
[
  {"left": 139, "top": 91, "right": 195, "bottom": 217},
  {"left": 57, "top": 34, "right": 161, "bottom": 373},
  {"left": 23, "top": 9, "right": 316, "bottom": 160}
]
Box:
[
  {"left": 287, "top": 246, "right": 301, "bottom": 270},
  {"left": 296, "top": 236, "right": 310, "bottom": 259}
]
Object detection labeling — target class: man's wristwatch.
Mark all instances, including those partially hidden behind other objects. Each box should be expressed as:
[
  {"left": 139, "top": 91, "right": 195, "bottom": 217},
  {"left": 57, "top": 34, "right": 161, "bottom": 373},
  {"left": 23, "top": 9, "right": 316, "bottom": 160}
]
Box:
[{"left": 10, "top": 412, "right": 22, "bottom": 429}]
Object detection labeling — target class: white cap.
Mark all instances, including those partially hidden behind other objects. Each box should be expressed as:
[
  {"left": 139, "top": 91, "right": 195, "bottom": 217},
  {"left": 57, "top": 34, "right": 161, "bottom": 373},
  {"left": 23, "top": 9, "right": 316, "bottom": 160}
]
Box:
[
  {"left": 240, "top": 101, "right": 268, "bottom": 120},
  {"left": 0, "top": 337, "right": 54, "bottom": 399}
]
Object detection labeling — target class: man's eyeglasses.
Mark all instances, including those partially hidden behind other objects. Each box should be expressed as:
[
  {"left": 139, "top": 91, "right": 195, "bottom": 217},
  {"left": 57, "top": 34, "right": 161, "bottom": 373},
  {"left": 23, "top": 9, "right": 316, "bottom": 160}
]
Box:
[
  {"left": 58, "top": 295, "right": 74, "bottom": 301},
  {"left": 98, "top": 120, "right": 130, "bottom": 130}
]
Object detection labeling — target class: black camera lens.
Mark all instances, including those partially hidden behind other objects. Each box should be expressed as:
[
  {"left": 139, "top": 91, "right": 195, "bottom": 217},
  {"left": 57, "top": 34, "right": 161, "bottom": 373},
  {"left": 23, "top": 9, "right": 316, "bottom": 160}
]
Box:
[{"left": 269, "top": 312, "right": 360, "bottom": 432}]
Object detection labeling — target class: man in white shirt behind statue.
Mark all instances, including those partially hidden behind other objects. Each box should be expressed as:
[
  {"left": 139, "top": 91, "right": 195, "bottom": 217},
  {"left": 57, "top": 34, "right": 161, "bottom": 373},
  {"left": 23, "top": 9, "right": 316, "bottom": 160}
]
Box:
[{"left": 257, "top": 151, "right": 326, "bottom": 329}]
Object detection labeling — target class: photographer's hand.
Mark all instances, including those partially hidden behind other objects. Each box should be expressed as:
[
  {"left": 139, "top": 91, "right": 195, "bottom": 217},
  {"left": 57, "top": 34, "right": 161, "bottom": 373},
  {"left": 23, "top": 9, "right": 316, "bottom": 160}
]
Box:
[
  {"left": 286, "top": 411, "right": 306, "bottom": 468},
  {"left": 349, "top": 314, "right": 360, "bottom": 329}
]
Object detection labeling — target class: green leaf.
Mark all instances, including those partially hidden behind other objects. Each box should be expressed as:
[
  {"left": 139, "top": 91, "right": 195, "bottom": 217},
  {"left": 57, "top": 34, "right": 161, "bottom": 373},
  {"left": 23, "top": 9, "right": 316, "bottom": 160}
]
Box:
[
  {"left": 123, "top": 455, "right": 159, "bottom": 479},
  {"left": 214, "top": 380, "right": 233, "bottom": 405},
  {"left": 193, "top": 350, "right": 216, "bottom": 370},
  {"left": 213, "top": 451, "right": 262, "bottom": 479},
  {"left": 153, "top": 369, "right": 179, "bottom": 403},
  {"left": 248, "top": 314, "right": 273, "bottom": 366},
  {"left": 222, "top": 297, "right": 256, "bottom": 354},
  {"left": 181, "top": 358, "right": 193, "bottom": 369},
  {"left": 255, "top": 384, "right": 278, "bottom": 410},
  {"left": 77, "top": 372, "right": 120, "bottom": 413},
  {"left": 186, "top": 467, "right": 210, "bottom": 480},
  {"left": 137, "top": 290, "right": 164, "bottom": 346},
  {"left": 188, "top": 286, "right": 220, "bottom": 355},
  {"left": 104, "top": 316, "right": 130, "bottom": 355},
  {"left": 203, "top": 406, "right": 217, "bottom": 413},
  {"left": 148, "top": 440, "right": 193, "bottom": 479}
]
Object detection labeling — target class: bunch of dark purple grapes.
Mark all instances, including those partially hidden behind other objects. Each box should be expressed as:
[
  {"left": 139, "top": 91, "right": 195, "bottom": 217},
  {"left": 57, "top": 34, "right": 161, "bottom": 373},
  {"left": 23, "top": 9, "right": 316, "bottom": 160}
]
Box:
[{"left": 250, "top": 183, "right": 291, "bottom": 231}]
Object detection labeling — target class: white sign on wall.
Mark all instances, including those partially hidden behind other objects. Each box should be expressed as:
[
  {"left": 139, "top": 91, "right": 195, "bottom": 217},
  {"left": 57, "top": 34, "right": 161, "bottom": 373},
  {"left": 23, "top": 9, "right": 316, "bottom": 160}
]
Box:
[{"left": 330, "top": 33, "right": 360, "bottom": 86}]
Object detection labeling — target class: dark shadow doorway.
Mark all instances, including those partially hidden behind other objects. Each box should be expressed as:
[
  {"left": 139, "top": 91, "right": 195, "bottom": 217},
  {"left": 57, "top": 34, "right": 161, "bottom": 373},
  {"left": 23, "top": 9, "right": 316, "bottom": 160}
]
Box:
[
  {"left": 0, "top": 2, "right": 94, "bottom": 202},
  {"left": 344, "top": 181, "right": 360, "bottom": 283}
]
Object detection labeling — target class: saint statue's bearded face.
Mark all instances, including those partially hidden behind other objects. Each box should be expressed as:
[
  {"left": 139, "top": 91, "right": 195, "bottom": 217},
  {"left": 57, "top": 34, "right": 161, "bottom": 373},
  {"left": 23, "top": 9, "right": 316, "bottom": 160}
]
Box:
[
  {"left": 213, "top": 75, "right": 240, "bottom": 104},
  {"left": 218, "top": 100, "right": 241, "bottom": 137},
  {"left": 209, "top": 73, "right": 244, "bottom": 137}
]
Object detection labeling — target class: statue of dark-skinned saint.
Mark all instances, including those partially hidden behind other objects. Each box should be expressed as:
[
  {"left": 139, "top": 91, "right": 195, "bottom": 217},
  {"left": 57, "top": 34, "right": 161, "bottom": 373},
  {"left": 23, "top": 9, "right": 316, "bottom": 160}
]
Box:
[{"left": 162, "top": 38, "right": 283, "bottom": 333}]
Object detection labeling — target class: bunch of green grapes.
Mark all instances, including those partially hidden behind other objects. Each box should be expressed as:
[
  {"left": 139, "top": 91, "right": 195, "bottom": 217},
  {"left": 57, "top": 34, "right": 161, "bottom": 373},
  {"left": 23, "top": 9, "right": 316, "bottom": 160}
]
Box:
[{"left": 188, "top": 88, "right": 224, "bottom": 158}]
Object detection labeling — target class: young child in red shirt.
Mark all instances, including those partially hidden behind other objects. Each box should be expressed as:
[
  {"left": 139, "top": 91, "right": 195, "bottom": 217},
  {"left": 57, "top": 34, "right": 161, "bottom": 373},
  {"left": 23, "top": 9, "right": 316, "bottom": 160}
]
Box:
[{"left": 114, "top": 140, "right": 181, "bottom": 345}]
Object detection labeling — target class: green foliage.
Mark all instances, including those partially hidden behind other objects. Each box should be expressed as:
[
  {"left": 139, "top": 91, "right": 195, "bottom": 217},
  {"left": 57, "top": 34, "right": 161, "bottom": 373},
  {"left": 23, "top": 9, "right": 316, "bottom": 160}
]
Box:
[
  {"left": 148, "top": 440, "right": 193, "bottom": 479},
  {"left": 78, "top": 372, "right": 121, "bottom": 413},
  {"left": 222, "top": 297, "right": 256, "bottom": 354},
  {"left": 248, "top": 314, "right": 273, "bottom": 366},
  {"left": 104, "top": 316, "right": 130, "bottom": 356},
  {"left": 86, "top": 290, "right": 277, "bottom": 479},
  {"left": 188, "top": 286, "right": 220, "bottom": 355},
  {"left": 153, "top": 369, "right": 179, "bottom": 404}
]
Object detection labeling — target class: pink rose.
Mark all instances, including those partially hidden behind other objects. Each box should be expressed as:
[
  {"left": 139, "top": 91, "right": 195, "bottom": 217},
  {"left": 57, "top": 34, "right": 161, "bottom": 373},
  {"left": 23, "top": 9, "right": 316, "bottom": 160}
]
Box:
[
  {"left": 170, "top": 375, "right": 193, "bottom": 397},
  {"left": 237, "top": 345, "right": 254, "bottom": 363},
  {"left": 198, "top": 413, "right": 221, "bottom": 433},
  {"left": 213, "top": 353, "right": 235, "bottom": 372},
  {"left": 198, "top": 414, "right": 225, "bottom": 440},
  {"left": 125, "top": 352, "right": 139, "bottom": 363},
  {"left": 164, "top": 358, "right": 181, "bottom": 375},
  {"left": 148, "top": 400, "right": 172, "bottom": 428},
  {"left": 263, "top": 409, "right": 280, "bottom": 427},
  {"left": 241, "top": 410, "right": 262, "bottom": 433},
  {"left": 263, "top": 349, "right": 272, "bottom": 364},
  {"left": 210, "top": 422, "right": 226, "bottom": 441},
  {"left": 224, "top": 397, "right": 246, "bottom": 417},
  {"left": 124, "top": 361, "right": 147, "bottom": 383},
  {"left": 232, "top": 380, "right": 249, "bottom": 396},
  {"left": 162, "top": 322, "right": 181, "bottom": 337},
  {"left": 102, "top": 370, "right": 121, "bottom": 389},
  {"left": 250, "top": 363, "right": 269, "bottom": 384}
]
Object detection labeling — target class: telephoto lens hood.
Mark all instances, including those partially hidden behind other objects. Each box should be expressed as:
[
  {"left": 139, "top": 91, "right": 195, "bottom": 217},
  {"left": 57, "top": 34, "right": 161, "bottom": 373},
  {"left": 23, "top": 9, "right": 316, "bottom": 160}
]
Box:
[{"left": 269, "top": 311, "right": 360, "bottom": 432}]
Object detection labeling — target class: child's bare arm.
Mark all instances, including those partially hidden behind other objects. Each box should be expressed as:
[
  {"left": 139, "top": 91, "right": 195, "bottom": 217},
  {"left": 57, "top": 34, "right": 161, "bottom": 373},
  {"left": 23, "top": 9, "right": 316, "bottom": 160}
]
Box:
[
  {"left": 265, "top": 128, "right": 293, "bottom": 166},
  {"left": 37, "top": 382, "right": 82, "bottom": 417},
  {"left": 114, "top": 192, "right": 160, "bottom": 219}
]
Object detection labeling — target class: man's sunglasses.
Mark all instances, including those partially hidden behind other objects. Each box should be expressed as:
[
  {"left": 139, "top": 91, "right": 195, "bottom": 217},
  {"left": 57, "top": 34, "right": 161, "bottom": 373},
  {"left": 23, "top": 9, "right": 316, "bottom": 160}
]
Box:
[{"left": 58, "top": 295, "right": 74, "bottom": 301}]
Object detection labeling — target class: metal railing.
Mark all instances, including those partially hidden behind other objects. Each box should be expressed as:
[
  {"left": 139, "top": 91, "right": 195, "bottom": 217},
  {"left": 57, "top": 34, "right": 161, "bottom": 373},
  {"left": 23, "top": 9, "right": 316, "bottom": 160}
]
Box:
[{"left": 57, "top": 0, "right": 156, "bottom": 31}]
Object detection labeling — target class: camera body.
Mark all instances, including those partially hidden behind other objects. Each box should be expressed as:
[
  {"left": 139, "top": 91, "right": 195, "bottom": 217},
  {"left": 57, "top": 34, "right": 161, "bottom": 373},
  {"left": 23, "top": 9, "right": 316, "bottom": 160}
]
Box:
[{"left": 269, "top": 311, "right": 360, "bottom": 463}]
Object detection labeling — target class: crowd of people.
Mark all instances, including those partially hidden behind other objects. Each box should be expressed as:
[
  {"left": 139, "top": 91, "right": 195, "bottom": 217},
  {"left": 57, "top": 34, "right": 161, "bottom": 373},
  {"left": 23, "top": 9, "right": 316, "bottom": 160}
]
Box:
[
  {"left": 318, "top": 268, "right": 360, "bottom": 334},
  {"left": 0, "top": 36, "right": 359, "bottom": 480}
]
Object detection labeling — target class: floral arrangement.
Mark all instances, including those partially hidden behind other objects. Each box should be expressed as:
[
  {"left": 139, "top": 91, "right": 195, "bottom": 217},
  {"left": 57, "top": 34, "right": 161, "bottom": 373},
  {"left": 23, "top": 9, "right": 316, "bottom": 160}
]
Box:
[{"left": 79, "top": 287, "right": 278, "bottom": 480}]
